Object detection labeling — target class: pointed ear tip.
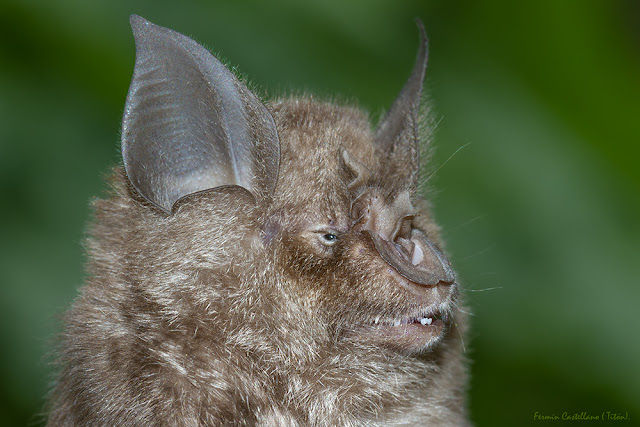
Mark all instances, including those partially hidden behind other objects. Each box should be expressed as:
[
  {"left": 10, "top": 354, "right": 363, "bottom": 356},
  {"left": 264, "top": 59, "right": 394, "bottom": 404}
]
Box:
[
  {"left": 129, "top": 14, "right": 151, "bottom": 31},
  {"left": 414, "top": 18, "right": 428, "bottom": 44}
]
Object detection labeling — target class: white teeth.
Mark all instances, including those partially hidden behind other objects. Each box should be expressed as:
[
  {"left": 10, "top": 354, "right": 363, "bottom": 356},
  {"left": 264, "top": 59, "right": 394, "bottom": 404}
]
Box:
[{"left": 375, "top": 317, "right": 434, "bottom": 327}]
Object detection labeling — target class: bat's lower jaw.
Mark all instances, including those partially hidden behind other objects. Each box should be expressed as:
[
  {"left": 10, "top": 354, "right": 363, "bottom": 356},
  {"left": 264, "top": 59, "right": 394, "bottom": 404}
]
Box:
[
  {"left": 344, "top": 310, "right": 450, "bottom": 354},
  {"left": 377, "top": 320, "right": 446, "bottom": 353},
  {"left": 347, "top": 279, "right": 457, "bottom": 353}
]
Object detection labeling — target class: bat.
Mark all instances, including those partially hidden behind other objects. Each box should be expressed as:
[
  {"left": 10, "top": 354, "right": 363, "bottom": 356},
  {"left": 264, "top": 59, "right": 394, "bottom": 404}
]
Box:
[{"left": 47, "top": 15, "right": 469, "bottom": 426}]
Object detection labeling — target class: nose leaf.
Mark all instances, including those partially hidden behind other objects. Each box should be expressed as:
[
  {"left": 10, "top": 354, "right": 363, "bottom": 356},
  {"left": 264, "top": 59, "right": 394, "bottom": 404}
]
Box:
[
  {"left": 352, "top": 191, "right": 455, "bottom": 286},
  {"left": 367, "top": 229, "right": 455, "bottom": 286}
]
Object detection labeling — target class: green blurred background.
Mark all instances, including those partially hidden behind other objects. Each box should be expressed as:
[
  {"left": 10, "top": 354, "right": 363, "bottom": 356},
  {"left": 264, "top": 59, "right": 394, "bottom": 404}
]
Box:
[{"left": 1, "top": 0, "right": 639, "bottom": 425}]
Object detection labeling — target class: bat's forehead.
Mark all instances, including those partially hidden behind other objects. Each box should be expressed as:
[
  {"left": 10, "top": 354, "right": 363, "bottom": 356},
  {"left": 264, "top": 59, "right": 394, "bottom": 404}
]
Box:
[
  {"left": 266, "top": 98, "right": 378, "bottom": 226},
  {"left": 271, "top": 98, "right": 378, "bottom": 180}
]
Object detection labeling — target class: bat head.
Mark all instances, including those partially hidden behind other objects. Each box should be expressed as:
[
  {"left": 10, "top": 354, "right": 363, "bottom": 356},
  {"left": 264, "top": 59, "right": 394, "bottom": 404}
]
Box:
[{"left": 120, "top": 15, "right": 457, "bottom": 355}]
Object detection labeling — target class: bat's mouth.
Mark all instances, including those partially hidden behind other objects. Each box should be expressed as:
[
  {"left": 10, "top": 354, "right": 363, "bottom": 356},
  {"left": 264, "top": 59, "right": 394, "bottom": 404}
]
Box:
[
  {"left": 370, "top": 312, "right": 443, "bottom": 328},
  {"left": 344, "top": 306, "right": 452, "bottom": 353}
]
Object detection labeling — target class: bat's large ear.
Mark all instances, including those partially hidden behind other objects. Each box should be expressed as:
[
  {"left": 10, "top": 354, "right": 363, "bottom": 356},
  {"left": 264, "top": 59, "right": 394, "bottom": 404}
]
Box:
[
  {"left": 374, "top": 20, "right": 428, "bottom": 190},
  {"left": 122, "top": 15, "right": 280, "bottom": 214}
]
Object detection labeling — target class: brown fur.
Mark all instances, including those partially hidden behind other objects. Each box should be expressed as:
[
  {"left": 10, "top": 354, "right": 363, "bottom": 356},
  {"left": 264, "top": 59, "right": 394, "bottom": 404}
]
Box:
[{"left": 47, "top": 18, "right": 470, "bottom": 427}]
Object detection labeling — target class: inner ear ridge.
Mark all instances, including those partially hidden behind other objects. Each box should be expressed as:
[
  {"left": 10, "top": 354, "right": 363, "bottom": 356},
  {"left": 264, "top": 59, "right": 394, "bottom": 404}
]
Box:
[{"left": 122, "top": 15, "right": 280, "bottom": 214}]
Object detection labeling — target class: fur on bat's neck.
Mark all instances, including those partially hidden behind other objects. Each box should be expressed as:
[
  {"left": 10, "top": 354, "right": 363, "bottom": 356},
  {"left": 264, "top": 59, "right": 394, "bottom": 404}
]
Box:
[{"left": 47, "top": 99, "right": 469, "bottom": 426}]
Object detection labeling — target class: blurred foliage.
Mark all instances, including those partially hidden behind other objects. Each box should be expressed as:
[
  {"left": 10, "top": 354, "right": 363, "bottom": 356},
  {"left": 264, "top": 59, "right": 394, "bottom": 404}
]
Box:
[{"left": 1, "top": 0, "right": 638, "bottom": 425}]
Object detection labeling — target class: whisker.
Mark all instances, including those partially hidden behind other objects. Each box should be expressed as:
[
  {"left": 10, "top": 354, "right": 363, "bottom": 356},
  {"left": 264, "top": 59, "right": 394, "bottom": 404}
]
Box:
[
  {"left": 466, "top": 286, "right": 503, "bottom": 293},
  {"left": 456, "top": 307, "right": 476, "bottom": 317},
  {"left": 448, "top": 214, "right": 487, "bottom": 233},
  {"left": 461, "top": 244, "right": 496, "bottom": 261},
  {"left": 424, "top": 141, "right": 471, "bottom": 183},
  {"left": 423, "top": 115, "right": 444, "bottom": 140}
]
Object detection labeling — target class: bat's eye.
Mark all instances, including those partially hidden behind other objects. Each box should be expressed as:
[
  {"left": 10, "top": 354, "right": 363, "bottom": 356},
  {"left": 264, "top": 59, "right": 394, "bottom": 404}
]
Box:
[
  {"left": 313, "top": 228, "right": 340, "bottom": 248},
  {"left": 322, "top": 233, "right": 338, "bottom": 244}
]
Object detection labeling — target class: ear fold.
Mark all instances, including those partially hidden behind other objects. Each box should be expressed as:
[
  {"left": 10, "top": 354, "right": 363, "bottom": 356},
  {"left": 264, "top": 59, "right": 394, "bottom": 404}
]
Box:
[
  {"left": 122, "top": 15, "right": 280, "bottom": 214},
  {"left": 374, "top": 20, "right": 428, "bottom": 189},
  {"left": 340, "top": 149, "right": 372, "bottom": 191}
]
